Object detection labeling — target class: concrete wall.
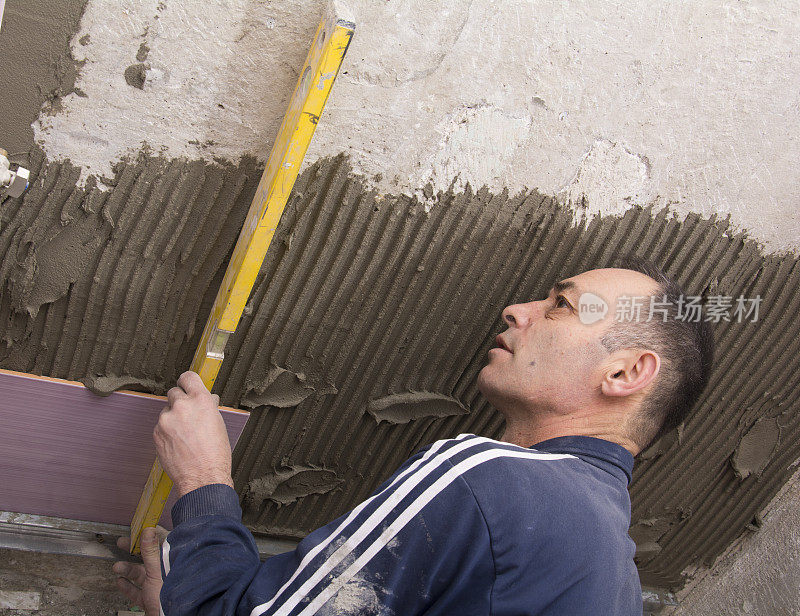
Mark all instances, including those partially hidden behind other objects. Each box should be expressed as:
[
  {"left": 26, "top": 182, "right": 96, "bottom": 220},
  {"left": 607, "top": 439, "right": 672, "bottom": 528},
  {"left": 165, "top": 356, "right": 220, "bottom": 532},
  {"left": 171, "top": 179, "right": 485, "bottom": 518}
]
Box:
[
  {"left": 18, "top": 0, "right": 800, "bottom": 252},
  {"left": 668, "top": 466, "right": 800, "bottom": 615}
]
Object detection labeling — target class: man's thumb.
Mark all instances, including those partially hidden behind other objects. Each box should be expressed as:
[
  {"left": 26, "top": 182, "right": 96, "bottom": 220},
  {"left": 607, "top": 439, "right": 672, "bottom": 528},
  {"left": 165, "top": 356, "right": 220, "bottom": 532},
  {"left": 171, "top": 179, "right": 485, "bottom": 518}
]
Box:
[{"left": 140, "top": 527, "right": 163, "bottom": 578}]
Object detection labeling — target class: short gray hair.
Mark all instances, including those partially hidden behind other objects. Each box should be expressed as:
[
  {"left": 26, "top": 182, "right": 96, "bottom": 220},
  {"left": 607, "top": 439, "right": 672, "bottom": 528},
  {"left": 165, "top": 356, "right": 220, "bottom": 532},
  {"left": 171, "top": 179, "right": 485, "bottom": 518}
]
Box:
[{"left": 600, "top": 257, "right": 715, "bottom": 451}]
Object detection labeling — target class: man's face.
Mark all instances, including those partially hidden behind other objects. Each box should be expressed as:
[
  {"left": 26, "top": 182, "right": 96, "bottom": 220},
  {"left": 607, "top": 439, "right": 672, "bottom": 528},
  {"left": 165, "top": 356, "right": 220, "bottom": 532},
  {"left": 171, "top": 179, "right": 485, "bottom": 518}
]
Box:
[{"left": 477, "top": 268, "right": 658, "bottom": 415}]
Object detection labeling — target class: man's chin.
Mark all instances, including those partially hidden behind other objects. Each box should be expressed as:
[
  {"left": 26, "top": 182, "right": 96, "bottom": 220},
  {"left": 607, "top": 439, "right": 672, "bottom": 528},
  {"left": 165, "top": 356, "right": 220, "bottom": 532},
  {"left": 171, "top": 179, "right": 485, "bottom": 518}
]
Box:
[
  {"left": 476, "top": 365, "right": 498, "bottom": 398},
  {"left": 477, "top": 367, "right": 524, "bottom": 410},
  {"left": 476, "top": 366, "right": 489, "bottom": 392}
]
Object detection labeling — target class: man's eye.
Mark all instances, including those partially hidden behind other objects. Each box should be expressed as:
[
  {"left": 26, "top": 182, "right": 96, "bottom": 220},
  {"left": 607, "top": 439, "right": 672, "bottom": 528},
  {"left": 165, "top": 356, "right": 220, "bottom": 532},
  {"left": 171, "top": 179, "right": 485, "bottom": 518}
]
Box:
[{"left": 555, "top": 295, "right": 570, "bottom": 309}]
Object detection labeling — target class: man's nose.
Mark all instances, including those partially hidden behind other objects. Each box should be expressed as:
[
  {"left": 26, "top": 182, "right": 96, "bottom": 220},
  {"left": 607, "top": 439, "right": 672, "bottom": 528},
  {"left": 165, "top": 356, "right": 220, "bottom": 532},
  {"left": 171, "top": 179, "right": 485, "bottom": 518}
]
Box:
[{"left": 502, "top": 302, "right": 538, "bottom": 328}]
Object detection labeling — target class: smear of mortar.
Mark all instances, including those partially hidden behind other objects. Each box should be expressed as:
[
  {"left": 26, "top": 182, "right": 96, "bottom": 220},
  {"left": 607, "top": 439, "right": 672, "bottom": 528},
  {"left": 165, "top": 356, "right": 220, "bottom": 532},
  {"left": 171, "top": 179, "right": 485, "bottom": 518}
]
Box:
[
  {"left": 82, "top": 374, "right": 163, "bottom": 397},
  {"left": 629, "top": 516, "right": 678, "bottom": 562},
  {"left": 244, "top": 465, "right": 343, "bottom": 507},
  {"left": 366, "top": 391, "right": 469, "bottom": 424},
  {"left": 731, "top": 417, "right": 780, "bottom": 480},
  {"left": 11, "top": 214, "right": 108, "bottom": 317},
  {"left": 242, "top": 365, "right": 336, "bottom": 409},
  {"left": 124, "top": 64, "right": 147, "bottom": 90}
]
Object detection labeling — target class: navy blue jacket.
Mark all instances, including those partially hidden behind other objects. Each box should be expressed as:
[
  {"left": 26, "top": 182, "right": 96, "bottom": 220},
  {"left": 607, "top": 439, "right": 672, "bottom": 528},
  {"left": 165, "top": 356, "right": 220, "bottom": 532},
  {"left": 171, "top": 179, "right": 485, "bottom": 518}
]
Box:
[{"left": 159, "top": 434, "right": 642, "bottom": 615}]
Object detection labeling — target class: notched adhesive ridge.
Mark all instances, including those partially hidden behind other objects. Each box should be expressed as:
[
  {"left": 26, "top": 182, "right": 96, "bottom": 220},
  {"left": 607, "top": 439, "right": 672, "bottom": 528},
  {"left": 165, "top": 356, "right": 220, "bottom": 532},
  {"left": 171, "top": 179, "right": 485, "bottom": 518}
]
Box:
[{"left": 3, "top": 154, "right": 800, "bottom": 591}]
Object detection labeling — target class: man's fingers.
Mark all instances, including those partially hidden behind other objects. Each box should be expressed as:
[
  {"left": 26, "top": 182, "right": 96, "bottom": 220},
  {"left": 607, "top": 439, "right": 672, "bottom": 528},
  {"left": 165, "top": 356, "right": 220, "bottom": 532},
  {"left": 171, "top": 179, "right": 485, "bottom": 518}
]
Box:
[
  {"left": 140, "top": 527, "right": 163, "bottom": 580},
  {"left": 116, "top": 535, "right": 131, "bottom": 551},
  {"left": 115, "top": 576, "right": 143, "bottom": 607},
  {"left": 166, "top": 386, "right": 186, "bottom": 406},
  {"left": 177, "top": 370, "right": 207, "bottom": 396},
  {"left": 113, "top": 561, "right": 147, "bottom": 588}
]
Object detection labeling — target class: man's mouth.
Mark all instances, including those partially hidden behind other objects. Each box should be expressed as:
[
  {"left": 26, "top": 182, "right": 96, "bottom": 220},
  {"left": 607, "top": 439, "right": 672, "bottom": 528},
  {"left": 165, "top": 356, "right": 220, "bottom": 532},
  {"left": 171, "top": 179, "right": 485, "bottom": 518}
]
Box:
[{"left": 495, "top": 334, "right": 512, "bottom": 353}]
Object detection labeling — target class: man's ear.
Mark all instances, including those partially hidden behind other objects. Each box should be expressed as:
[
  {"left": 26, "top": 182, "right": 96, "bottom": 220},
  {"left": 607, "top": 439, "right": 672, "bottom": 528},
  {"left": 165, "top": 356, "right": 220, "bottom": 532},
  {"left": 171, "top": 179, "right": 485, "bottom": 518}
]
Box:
[{"left": 601, "top": 350, "right": 660, "bottom": 398}]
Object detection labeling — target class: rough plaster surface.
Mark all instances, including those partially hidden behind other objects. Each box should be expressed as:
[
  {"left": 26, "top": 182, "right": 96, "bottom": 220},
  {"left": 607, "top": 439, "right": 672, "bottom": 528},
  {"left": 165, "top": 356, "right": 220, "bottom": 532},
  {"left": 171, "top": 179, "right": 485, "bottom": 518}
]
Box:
[
  {"left": 667, "top": 464, "right": 800, "bottom": 616},
  {"left": 33, "top": 0, "right": 320, "bottom": 184},
  {"left": 22, "top": 0, "right": 800, "bottom": 251}
]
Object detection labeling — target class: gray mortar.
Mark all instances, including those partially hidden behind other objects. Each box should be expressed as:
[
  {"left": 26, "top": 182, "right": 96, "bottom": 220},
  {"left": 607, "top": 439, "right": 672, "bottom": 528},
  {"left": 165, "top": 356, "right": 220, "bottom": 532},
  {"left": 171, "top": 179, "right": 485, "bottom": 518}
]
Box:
[
  {"left": 0, "top": 0, "right": 88, "bottom": 160},
  {"left": 123, "top": 63, "right": 147, "bottom": 89},
  {"left": 0, "top": 152, "right": 262, "bottom": 386},
  {"left": 136, "top": 42, "right": 149, "bottom": 62},
  {"left": 241, "top": 364, "right": 337, "bottom": 409},
  {"left": 2, "top": 154, "right": 800, "bottom": 590},
  {"left": 366, "top": 391, "right": 470, "bottom": 424},
  {"left": 244, "top": 464, "right": 343, "bottom": 511},
  {"left": 731, "top": 417, "right": 781, "bottom": 480},
  {"left": 81, "top": 373, "right": 165, "bottom": 397}
]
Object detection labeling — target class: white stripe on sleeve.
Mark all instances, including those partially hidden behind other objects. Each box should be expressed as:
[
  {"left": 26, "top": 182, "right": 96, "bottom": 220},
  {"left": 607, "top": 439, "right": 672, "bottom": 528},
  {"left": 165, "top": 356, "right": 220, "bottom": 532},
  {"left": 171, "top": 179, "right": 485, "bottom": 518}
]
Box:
[{"left": 162, "top": 538, "right": 171, "bottom": 576}]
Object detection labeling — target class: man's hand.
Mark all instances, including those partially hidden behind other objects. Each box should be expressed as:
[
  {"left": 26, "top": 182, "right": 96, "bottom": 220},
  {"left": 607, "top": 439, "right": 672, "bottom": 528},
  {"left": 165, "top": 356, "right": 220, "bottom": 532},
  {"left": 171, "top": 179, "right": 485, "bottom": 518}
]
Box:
[
  {"left": 113, "top": 526, "right": 168, "bottom": 615},
  {"left": 154, "top": 370, "right": 234, "bottom": 497}
]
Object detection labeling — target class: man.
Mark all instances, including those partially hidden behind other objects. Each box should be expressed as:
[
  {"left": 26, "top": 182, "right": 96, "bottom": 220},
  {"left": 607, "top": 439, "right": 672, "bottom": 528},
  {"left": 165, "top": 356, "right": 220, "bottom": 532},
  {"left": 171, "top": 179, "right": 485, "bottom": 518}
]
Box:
[{"left": 113, "top": 259, "right": 714, "bottom": 615}]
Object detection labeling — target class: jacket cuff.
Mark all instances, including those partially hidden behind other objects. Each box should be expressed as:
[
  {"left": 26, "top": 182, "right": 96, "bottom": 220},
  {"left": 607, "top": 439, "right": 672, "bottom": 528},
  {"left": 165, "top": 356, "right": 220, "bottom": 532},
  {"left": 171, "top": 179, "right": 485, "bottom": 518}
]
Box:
[{"left": 171, "top": 483, "right": 242, "bottom": 527}]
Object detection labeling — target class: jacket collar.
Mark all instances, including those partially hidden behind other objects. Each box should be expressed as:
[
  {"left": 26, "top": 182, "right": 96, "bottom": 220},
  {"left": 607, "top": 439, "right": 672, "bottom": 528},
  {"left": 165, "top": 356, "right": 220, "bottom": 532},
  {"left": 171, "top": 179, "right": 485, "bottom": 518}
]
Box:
[{"left": 530, "top": 435, "right": 635, "bottom": 484}]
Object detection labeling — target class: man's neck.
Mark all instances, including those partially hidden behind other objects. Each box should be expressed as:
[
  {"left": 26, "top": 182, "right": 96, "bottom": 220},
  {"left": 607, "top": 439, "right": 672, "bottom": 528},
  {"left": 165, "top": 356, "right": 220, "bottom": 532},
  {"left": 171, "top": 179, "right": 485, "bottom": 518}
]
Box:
[{"left": 501, "top": 413, "right": 640, "bottom": 456}]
